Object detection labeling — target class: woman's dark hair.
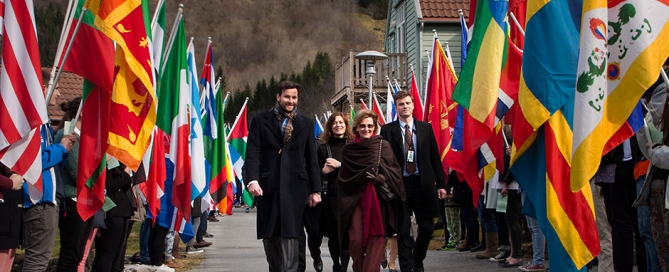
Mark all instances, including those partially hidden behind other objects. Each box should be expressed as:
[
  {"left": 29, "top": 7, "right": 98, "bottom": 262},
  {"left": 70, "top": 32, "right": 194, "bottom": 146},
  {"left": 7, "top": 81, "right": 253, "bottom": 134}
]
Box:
[
  {"left": 57, "top": 97, "right": 82, "bottom": 131},
  {"left": 318, "top": 112, "right": 353, "bottom": 143}
]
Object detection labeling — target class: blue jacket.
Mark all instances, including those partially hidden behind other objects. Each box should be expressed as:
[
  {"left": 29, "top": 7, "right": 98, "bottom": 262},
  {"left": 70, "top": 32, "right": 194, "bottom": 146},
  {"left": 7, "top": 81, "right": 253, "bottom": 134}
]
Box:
[{"left": 23, "top": 125, "right": 67, "bottom": 207}]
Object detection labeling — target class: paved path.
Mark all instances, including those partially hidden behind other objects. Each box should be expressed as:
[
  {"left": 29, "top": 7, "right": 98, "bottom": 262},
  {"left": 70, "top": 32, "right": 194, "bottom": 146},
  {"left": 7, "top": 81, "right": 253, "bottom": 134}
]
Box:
[{"left": 190, "top": 206, "right": 561, "bottom": 272}]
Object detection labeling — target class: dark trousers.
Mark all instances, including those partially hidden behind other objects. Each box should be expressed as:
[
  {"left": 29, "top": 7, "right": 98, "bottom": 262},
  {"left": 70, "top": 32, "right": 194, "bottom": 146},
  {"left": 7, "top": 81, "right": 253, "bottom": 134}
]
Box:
[
  {"left": 496, "top": 211, "right": 510, "bottom": 248},
  {"left": 197, "top": 211, "right": 208, "bottom": 242},
  {"left": 505, "top": 190, "right": 522, "bottom": 258},
  {"left": 263, "top": 237, "right": 300, "bottom": 272},
  {"left": 299, "top": 204, "right": 324, "bottom": 271},
  {"left": 461, "top": 201, "right": 479, "bottom": 246},
  {"left": 56, "top": 198, "right": 93, "bottom": 272},
  {"left": 92, "top": 216, "right": 130, "bottom": 272},
  {"left": 148, "top": 225, "right": 169, "bottom": 266},
  {"left": 397, "top": 179, "right": 435, "bottom": 272},
  {"left": 601, "top": 161, "right": 634, "bottom": 272},
  {"left": 139, "top": 218, "right": 151, "bottom": 263}
]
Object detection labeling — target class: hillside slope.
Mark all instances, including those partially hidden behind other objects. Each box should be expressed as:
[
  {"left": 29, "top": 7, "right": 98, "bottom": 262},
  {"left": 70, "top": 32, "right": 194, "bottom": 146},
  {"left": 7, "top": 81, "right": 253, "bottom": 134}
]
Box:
[{"left": 37, "top": 0, "right": 386, "bottom": 92}]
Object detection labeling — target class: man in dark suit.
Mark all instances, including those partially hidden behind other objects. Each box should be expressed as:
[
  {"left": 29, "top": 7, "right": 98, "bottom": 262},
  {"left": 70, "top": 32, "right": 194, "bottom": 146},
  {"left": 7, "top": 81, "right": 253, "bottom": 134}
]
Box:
[
  {"left": 242, "top": 80, "right": 322, "bottom": 271},
  {"left": 380, "top": 90, "right": 447, "bottom": 272}
]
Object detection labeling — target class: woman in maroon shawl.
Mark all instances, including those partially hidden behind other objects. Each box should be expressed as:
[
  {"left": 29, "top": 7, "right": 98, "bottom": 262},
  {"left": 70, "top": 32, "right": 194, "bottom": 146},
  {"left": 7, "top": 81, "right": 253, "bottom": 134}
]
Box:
[{"left": 338, "top": 110, "right": 405, "bottom": 272}]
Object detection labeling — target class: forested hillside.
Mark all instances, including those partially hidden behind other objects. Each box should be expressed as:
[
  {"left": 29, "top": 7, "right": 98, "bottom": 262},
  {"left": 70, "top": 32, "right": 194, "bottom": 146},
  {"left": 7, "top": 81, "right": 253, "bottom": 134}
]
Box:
[{"left": 35, "top": 0, "right": 386, "bottom": 94}]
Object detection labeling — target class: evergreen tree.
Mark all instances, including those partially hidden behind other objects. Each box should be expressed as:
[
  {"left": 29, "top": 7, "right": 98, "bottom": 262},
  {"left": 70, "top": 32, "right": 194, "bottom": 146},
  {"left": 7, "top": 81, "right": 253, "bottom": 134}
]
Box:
[{"left": 36, "top": 3, "right": 65, "bottom": 67}]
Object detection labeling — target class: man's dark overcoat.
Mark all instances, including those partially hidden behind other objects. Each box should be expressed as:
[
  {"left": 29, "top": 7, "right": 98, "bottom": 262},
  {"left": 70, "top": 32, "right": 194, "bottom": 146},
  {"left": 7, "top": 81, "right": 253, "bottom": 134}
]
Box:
[{"left": 242, "top": 110, "right": 321, "bottom": 239}]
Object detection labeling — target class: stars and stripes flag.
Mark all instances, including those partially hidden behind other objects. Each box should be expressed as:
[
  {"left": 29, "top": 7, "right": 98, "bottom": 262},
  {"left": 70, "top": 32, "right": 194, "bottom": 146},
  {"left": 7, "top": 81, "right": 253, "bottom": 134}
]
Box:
[{"left": 0, "top": 0, "right": 48, "bottom": 200}]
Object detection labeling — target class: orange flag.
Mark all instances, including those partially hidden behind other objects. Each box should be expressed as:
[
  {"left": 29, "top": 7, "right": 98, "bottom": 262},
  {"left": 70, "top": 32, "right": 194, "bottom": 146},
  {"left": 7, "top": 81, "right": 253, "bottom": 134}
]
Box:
[{"left": 86, "top": 0, "right": 156, "bottom": 170}]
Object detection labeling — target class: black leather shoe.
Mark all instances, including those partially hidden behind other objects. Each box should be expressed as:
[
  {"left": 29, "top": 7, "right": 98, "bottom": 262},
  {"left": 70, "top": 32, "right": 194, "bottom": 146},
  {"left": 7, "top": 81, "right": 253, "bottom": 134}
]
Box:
[
  {"left": 313, "top": 260, "right": 323, "bottom": 272},
  {"left": 415, "top": 267, "right": 425, "bottom": 272},
  {"left": 470, "top": 242, "right": 486, "bottom": 252}
]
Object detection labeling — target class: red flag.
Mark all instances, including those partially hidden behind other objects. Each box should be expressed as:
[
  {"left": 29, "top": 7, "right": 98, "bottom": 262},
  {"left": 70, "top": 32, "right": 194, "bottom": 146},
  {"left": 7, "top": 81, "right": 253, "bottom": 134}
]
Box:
[
  {"left": 423, "top": 35, "right": 457, "bottom": 175},
  {"left": 371, "top": 93, "right": 386, "bottom": 126},
  {"left": 139, "top": 128, "right": 166, "bottom": 224},
  {"left": 0, "top": 0, "right": 48, "bottom": 196},
  {"left": 409, "top": 70, "right": 424, "bottom": 121}
]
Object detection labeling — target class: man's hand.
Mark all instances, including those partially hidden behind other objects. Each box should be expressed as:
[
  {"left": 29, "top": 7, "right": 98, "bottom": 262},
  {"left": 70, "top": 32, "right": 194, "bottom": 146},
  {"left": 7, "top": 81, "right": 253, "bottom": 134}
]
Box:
[
  {"left": 501, "top": 183, "right": 508, "bottom": 197},
  {"left": 10, "top": 173, "right": 24, "bottom": 190},
  {"left": 437, "top": 188, "right": 447, "bottom": 199},
  {"left": 248, "top": 183, "right": 263, "bottom": 196},
  {"left": 308, "top": 193, "right": 321, "bottom": 207},
  {"left": 60, "top": 135, "right": 76, "bottom": 152}
]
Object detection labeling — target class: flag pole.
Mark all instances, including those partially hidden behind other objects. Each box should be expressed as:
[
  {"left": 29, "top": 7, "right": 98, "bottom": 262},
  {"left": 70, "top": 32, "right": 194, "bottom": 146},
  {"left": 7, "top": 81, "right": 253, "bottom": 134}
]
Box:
[
  {"left": 509, "top": 12, "right": 525, "bottom": 37},
  {"left": 227, "top": 97, "right": 249, "bottom": 141},
  {"left": 200, "top": 38, "right": 213, "bottom": 96},
  {"left": 222, "top": 91, "right": 231, "bottom": 109},
  {"left": 45, "top": 6, "right": 88, "bottom": 110},
  {"left": 45, "top": 0, "right": 76, "bottom": 107},
  {"left": 161, "top": 4, "right": 184, "bottom": 75},
  {"left": 150, "top": 0, "right": 165, "bottom": 30},
  {"left": 661, "top": 67, "right": 669, "bottom": 88}
]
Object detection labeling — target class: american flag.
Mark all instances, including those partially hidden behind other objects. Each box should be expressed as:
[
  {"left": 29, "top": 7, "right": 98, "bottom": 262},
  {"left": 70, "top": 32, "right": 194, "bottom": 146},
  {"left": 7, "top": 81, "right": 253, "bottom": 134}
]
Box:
[{"left": 0, "top": 0, "right": 47, "bottom": 197}]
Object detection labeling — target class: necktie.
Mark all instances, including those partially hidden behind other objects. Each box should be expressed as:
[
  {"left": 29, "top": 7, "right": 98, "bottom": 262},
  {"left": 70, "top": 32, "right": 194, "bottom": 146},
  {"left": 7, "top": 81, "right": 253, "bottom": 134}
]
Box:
[{"left": 405, "top": 124, "right": 416, "bottom": 175}]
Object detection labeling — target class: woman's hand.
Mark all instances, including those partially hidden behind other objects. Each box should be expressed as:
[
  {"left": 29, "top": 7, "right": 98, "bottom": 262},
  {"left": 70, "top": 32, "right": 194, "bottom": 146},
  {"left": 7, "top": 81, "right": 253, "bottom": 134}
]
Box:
[
  {"left": 322, "top": 158, "right": 341, "bottom": 174},
  {"left": 501, "top": 183, "right": 508, "bottom": 197}
]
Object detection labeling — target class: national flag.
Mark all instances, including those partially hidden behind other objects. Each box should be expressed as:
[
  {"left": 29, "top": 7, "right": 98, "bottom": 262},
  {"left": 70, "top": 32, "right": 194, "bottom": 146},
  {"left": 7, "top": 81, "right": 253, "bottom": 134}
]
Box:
[
  {"left": 155, "top": 15, "right": 191, "bottom": 232},
  {"left": 157, "top": 157, "right": 194, "bottom": 242},
  {"left": 200, "top": 41, "right": 217, "bottom": 139},
  {"left": 423, "top": 33, "right": 457, "bottom": 177},
  {"left": 85, "top": 0, "right": 157, "bottom": 171},
  {"left": 0, "top": 0, "right": 48, "bottom": 187},
  {"left": 76, "top": 79, "right": 111, "bottom": 220},
  {"left": 360, "top": 99, "right": 367, "bottom": 110},
  {"left": 207, "top": 90, "right": 234, "bottom": 204},
  {"left": 512, "top": 1, "right": 599, "bottom": 270},
  {"left": 314, "top": 114, "right": 324, "bottom": 137},
  {"left": 349, "top": 105, "right": 356, "bottom": 127},
  {"left": 150, "top": 0, "right": 166, "bottom": 73},
  {"left": 138, "top": 128, "right": 166, "bottom": 223},
  {"left": 54, "top": 0, "right": 116, "bottom": 219},
  {"left": 187, "top": 39, "right": 206, "bottom": 201},
  {"left": 459, "top": 9, "right": 469, "bottom": 67},
  {"left": 386, "top": 79, "right": 396, "bottom": 122},
  {"left": 227, "top": 99, "right": 251, "bottom": 206},
  {"left": 371, "top": 93, "right": 386, "bottom": 126},
  {"left": 409, "top": 70, "right": 423, "bottom": 121},
  {"left": 452, "top": 0, "right": 508, "bottom": 152},
  {"left": 571, "top": 0, "right": 669, "bottom": 192}
]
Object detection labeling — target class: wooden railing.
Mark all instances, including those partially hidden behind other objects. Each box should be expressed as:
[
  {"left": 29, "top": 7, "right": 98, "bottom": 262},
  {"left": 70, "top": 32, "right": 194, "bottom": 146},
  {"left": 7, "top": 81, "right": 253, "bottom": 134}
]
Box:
[{"left": 332, "top": 51, "right": 408, "bottom": 111}]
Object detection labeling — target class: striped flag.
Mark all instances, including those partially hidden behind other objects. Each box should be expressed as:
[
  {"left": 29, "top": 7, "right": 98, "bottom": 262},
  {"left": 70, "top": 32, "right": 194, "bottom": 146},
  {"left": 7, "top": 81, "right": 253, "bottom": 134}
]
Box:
[
  {"left": 187, "top": 39, "right": 207, "bottom": 202},
  {"left": 386, "top": 80, "right": 396, "bottom": 122},
  {"left": 151, "top": 0, "right": 166, "bottom": 73},
  {"left": 452, "top": 0, "right": 508, "bottom": 151},
  {"left": 155, "top": 14, "right": 192, "bottom": 233},
  {"left": 227, "top": 99, "right": 251, "bottom": 206},
  {"left": 0, "top": 0, "right": 48, "bottom": 194},
  {"left": 200, "top": 41, "right": 217, "bottom": 139}
]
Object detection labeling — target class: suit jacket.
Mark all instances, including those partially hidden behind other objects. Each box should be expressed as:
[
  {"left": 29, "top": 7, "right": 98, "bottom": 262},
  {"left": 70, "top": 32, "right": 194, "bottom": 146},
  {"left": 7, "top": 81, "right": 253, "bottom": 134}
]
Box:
[
  {"left": 242, "top": 110, "right": 321, "bottom": 239},
  {"left": 380, "top": 120, "right": 447, "bottom": 218}
]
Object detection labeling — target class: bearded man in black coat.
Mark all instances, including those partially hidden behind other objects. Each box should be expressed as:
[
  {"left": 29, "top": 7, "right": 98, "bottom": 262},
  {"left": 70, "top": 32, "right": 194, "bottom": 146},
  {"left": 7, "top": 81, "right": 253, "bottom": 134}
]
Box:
[{"left": 242, "top": 80, "right": 321, "bottom": 271}]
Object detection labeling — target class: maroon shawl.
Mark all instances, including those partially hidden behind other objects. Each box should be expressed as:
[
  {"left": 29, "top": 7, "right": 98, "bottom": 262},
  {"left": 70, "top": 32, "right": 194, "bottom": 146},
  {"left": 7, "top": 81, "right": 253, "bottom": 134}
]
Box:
[{"left": 337, "top": 135, "right": 405, "bottom": 248}]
